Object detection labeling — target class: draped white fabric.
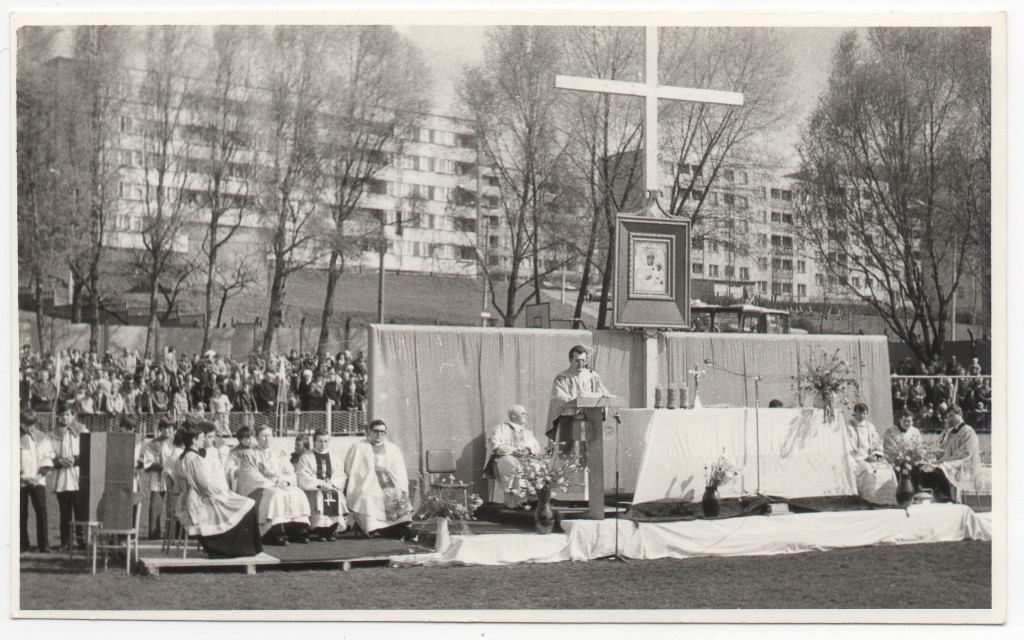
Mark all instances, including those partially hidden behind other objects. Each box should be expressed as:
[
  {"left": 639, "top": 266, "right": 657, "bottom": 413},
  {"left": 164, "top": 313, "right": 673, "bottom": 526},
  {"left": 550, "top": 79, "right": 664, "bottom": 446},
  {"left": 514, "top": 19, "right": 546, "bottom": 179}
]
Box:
[
  {"left": 391, "top": 505, "right": 991, "bottom": 566},
  {"left": 630, "top": 408, "right": 858, "bottom": 504}
]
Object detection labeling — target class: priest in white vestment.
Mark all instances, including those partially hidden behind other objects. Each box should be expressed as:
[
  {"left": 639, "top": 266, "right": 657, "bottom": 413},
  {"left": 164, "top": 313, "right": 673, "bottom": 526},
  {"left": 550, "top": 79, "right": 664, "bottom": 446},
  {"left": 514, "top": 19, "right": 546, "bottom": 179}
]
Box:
[
  {"left": 236, "top": 425, "right": 311, "bottom": 544},
  {"left": 545, "top": 345, "right": 610, "bottom": 450},
  {"left": 882, "top": 409, "right": 925, "bottom": 459},
  {"left": 483, "top": 405, "right": 542, "bottom": 508},
  {"left": 845, "top": 403, "right": 897, "bottom": 504},
  {"left": 174, "top": 424, "right": 261, "bottom": 558},
  {"left": 340, "top": 419, "right": 413, "bottom": 537},
  {"left": 919, "top": 405, "right": 981, "bottom": 502},
  {"left": 296, "top": 429, "right": 348, "bottom": 541}
]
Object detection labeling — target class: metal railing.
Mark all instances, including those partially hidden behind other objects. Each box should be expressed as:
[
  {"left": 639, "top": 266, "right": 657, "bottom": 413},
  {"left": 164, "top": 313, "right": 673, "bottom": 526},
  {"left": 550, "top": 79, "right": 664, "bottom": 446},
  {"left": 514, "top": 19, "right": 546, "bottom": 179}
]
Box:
[{"left": 31, "top": 409, "right": 367, "bottom": 438}]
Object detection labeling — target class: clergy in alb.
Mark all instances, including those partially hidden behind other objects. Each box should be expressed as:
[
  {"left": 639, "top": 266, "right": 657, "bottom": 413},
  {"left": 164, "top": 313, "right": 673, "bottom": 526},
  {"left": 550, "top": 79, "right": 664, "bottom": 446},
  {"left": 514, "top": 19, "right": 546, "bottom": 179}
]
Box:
[
  {"left": 483, "top": 405, "right": 542, "bottom": 508},
  {"left": 173, "top": 423, "right": 262, "bottom": 558},
  {"left": 296, "top": 428, "right": 347, "bottom": 541},
  {"left": 919, "top": 404, "right": 982, "bottom": 502},
  {"left": 236, "top": 425, "right": 312, "bottom": 544},
  {"left": 845, "top": 403, "right": 897, "bottom": 505},
  {"left": 341, "top": 419, "right": 413, "bottom": 538},
  {"left": 882, "top": 409, "right": 925, "bottom": 459},
  {"left": 545, "top": 344, "right": 609, "bottom": 450}
]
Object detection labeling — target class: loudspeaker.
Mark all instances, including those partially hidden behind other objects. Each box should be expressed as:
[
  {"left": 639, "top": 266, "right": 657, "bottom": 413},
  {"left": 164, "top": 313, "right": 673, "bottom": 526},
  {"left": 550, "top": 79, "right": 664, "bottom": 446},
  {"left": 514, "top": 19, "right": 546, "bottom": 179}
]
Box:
[{"left": 79, "top": 432, "right": 136, "bottom": 529}]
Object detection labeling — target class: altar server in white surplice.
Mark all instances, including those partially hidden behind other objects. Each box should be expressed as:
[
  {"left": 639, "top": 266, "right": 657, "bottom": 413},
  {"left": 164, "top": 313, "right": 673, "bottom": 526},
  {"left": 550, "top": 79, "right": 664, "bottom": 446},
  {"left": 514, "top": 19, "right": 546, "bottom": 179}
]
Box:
[
  {"left": 296, "top": 429, "right": 348, "bottom": 541},
  {"left": 235, "top": 425, "right": 311, "bottom": 545},
  {"left": 846, "top": 403, "right": 897, "bottom": 505},
  {"left": 173, "top": 423, "right": 262, "bottom": 558},
  {"left": 483, "top": 405, "right": 542, "bottom": 508},
  {"left": 340, "top": 419, "right": 414, "bottom": 538}
]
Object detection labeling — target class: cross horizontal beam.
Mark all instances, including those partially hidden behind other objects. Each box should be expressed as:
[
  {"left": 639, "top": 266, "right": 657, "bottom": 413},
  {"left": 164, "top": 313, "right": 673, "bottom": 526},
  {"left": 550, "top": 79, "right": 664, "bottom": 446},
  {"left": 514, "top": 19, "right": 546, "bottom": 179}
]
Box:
[{"left": 555, "top": 75, "right": 744, "bottom": 107}]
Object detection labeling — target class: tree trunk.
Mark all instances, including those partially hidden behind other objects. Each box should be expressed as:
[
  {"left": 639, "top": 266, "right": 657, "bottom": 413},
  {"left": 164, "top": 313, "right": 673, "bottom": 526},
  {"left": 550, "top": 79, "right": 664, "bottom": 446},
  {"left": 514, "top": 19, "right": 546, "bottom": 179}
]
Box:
[
  {"left": 32, "top": 272, "right": 47, "bottom": 354},
  {"left": 70, "top": 277, "right": 84, "bottom": 324},
  {"left": 572, "top": 207, "right": 601, "bottom": 329},
  {"left": 262, "top": 263, "right": 286, "bottom": 353},
  {"left": 87, "top": 259, "right": 101, "bottom": 353},
  {"left": 216, "top": 288, "right": 230, "bottom": 328},
  {"left": 144, "top": 274, "right": 160, "bottom": 359},
  {"left": 201, "top": 236, "right": 219, "bottom": 354},
  {"left": 317, "top": 250, "right": 342, "bottom": 358},
  {"left": 504, "top": 263, "right": 519, "bottom": 327},
  {"left": 597, "top": 218, "right": 616, "bottom": 329}
]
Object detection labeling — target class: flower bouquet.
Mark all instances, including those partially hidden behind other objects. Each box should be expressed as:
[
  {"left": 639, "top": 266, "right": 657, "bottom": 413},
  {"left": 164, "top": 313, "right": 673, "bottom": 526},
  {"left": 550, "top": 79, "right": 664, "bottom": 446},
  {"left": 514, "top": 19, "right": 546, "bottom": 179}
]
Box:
[
  {"left": 414, "top": 474, "right": 483, "bottom": 535},
  {"left": 795, "top": 348, "right": 861, "bottom": 422},
  {"left": 508, "top": 447, "right": 584, "bottom": 502},
  {"left": 884, "top": 439, "right": 934, "bottom": 480},
  {"left": 704, "top": 451, "right": 739, "bottom": 491}
]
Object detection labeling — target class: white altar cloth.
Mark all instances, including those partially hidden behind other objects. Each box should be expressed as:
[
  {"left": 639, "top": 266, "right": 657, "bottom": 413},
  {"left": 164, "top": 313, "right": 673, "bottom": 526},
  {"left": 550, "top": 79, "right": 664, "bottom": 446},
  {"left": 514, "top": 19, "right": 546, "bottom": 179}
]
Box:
[{"left": 390, "top": 504, "right": 990, "bottom": 567}]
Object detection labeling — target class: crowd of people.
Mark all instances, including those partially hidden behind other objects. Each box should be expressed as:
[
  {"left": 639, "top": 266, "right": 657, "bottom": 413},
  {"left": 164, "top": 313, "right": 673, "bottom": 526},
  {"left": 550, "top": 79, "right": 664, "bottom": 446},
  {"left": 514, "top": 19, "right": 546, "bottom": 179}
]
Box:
[
  {"left": 890, "top": 355, "right": 992, "bottom": 432},
  {"left": 20, "top": 405, "right": 415, "bottom": 557},
  {"left": 18, "top": 345, "right": 369, "bottom": 433}
]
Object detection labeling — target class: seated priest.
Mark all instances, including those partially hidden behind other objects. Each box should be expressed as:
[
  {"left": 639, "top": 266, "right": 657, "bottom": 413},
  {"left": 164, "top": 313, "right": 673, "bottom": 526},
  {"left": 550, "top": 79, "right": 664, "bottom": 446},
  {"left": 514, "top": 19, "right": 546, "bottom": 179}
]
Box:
[
  {"left": 340, "top": 419, "right": 414, "bottom": 539},
  {"left": 236, "top": 425, "right": 312, "bottom": 545},
  {"left": 296, "top": 428, "right": 348, "bottom": 541},
  {"left": 882, "top": 409, "right": 924, "bottom": 459},
  {"left": 846, "top": 403, "right": 897, "bottom": 505},
  {"left": 545, "top": 344, "right": 610, "bottom": 453},
  {"left": 225, "top": 426, "right": 254, "bottom": 492},
  {"left": 483, "top": 405, "right": 542, "bottom": 508},
  {"left": 173, "top": 423, "right": 262, "bottom": 558},
  {"left": 918, "top": 405, "right": 981, "bottom": 503}
]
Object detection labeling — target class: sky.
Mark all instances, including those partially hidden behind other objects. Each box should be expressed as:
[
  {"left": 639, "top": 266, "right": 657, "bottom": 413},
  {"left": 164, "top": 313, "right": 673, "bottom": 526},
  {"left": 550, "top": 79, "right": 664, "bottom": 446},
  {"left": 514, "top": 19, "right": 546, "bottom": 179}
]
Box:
[{"left": 399, "top": 25, "right": 845, "bottom": 165}]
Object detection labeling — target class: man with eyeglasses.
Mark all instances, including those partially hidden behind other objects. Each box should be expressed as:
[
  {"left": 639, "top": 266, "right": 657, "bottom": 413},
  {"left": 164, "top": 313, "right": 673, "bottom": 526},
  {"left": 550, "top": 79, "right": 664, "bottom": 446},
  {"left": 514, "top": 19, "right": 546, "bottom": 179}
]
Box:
[
  {"left": 846, "top": 402, "right": 897, "bottom": 504},
  {"left": 546, "top": 345, "right": 609, "bottom": 454},
  {"left": 53, "top": 400, "right": 89, "bottom": 550},
  {"left": 340, "top": 420, "right": 413, "bottom": 538}
]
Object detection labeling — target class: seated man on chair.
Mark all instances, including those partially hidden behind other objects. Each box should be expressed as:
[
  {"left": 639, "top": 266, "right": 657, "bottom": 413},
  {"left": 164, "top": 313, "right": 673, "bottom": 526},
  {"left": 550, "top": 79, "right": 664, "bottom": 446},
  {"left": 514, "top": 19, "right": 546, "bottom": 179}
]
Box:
[
  {"left": 846, "top": 403, "right": 897, "bottom": 505},
  {"left": 296, "top": 428, "right": 348, "bottom": 541},
  {"left": 483, "top": 405, "right": 542, "bottom": 508},
  {"left": 918, "top": 405, "right": 981, "bottom": 503},
  {"left": 236, "top": 425, "right": 312, "bottom": 545},
  {"left": 340, "top": 419, "right": 414, "bottom": 539}
]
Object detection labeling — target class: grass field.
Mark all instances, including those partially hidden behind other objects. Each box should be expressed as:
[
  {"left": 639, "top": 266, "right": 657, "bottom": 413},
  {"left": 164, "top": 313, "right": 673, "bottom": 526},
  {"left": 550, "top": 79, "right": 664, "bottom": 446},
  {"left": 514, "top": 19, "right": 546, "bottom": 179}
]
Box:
[{"left": 17, "top": 540, "right": 990, "bottom": 611}]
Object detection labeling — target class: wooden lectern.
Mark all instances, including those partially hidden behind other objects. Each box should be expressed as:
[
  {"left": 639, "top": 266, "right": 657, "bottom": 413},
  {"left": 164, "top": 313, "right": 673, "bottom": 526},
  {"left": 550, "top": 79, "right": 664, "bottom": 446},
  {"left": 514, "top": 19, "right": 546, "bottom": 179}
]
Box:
[{"left": 561, "top": 395, "right": 623, "bottom": 519}]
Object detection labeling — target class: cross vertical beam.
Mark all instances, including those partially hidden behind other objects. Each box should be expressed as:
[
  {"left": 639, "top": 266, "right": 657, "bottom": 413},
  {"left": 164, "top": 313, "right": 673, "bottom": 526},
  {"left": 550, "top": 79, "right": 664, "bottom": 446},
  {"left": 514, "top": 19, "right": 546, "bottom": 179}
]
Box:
[{"left": 555, "top": 26, "right": 745, "bottom": 213}]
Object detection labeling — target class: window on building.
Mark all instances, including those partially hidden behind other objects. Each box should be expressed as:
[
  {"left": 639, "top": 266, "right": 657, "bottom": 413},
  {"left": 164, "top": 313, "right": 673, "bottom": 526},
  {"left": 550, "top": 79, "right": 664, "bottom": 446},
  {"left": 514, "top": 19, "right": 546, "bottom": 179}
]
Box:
[
  {"left": 852, "top": 276, "right": 861, "bottom": 288},
  {"left": 797, "top": 260, "right": 806, "bottom": 273},
  {"left": 739, "top": 267, "right": 750, "bottom": 280},
  {"left": 708, "top": 264, "right": 719, "bottom": 277},
  {"left": 724, "top": 265, "right": 735, "bottom": 277},
  {"left": 782, "top": 213, "right": 794, "bottom": 224},
  {"left": 489, "top": 235, "right": 499, "bottom": 249},
  {"left": 485, "top": 175, "right": 499, "bottom": 187},
  {"left": 454, "top": 218, "right": 476, "bottom": 233},
  {"left": 757, "top": 281, "right": 767, "bottom": 293},
  {"left": 692, "top": 263, "right": 704, "bottom": 274},
  {"left": 487, "top": 255, "right": 501, "bottom": 267},
  {"left": 723, "top": 168, "right": 734, "bottom": 182},
  {"left": 723, "top": 193, "right": 735, "bottom": 206},
  {"left": 771, "top": 188, "right": 781, "bottom": 200},
  {"left": 797, "top": 284, "right": 807, "bottom": 298},
  {"left": 484, "top": 195, "right": 500, "bottom": 209},
  {"left": 816, "top": 273, "right": 825, "bottom": 285},
  {"left": 488, "top": 215, "right": 500, "bottom": 227},
  {"left": 692, "top": 237, "right": 704, "bottom": 251},
  {"left": 757, "top": 257, "right": 768, "bottom": 270},
  {"left": 367, "top": 179, "right": 387, "bottom": 195},
  {"left": 782, "top": 283, "right": 792, "bottom": 293},
  {"left": 457, "top": 134, "right": 478, "bottom": 148},
  {"left": 771, "top": 211, "right": 781, "bottom": 222}
]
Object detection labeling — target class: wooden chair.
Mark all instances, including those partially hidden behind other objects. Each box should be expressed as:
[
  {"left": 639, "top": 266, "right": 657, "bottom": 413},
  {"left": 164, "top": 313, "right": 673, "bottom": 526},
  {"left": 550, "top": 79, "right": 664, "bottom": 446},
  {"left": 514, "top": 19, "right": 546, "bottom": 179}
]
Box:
[
  {"left": 67, "top": 519, "right": 100, "bottom": 561},
  {"left": 160, "top": 477, "right": 198, "bottom": 558},
  {"left": 425, "top": 449, "right": 469, "bottom": 512},
  {"left": 92, "top": 502, "right": 142, "bottom": 574}
]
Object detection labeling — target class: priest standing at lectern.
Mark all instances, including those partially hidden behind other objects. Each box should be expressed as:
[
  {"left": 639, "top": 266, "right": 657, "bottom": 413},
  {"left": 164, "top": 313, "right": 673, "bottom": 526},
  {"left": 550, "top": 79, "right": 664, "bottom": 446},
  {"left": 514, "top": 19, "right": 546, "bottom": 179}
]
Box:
[{"left": 546, "top": 345, "right": 610, "bottom": 452}]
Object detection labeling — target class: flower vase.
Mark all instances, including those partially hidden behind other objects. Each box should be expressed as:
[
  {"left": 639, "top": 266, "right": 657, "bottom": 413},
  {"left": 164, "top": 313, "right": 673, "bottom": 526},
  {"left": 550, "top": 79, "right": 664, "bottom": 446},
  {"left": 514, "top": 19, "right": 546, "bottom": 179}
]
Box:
[
  {"left": 434, "top": 517, "right": 451, "bottom": 553},
  {"left": 895, "top": 475, "right": 916, "bottom": 507},
  {"left": 534, "top": 489, "right": 556, "bottom": 535},
  {"left": 702, "top": 486, "right": 721, "bottom": 518}
]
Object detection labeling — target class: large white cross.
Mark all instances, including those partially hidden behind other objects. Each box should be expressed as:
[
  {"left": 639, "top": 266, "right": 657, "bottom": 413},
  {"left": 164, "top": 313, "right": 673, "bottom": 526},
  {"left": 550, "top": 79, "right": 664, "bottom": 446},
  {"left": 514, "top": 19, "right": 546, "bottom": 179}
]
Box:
[{"left": 556, "top": 26, "right": 745, "bottom": 200}]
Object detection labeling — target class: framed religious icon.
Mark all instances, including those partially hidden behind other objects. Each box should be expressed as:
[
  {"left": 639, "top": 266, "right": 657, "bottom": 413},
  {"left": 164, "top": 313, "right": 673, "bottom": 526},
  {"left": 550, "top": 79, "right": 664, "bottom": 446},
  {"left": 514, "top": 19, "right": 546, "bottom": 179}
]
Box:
[
  {"left": 629, "top": 234, "right": 674, "bottom": 300},
  {"left": 613, "top": 214, "right": 690, "bottom": 329}
]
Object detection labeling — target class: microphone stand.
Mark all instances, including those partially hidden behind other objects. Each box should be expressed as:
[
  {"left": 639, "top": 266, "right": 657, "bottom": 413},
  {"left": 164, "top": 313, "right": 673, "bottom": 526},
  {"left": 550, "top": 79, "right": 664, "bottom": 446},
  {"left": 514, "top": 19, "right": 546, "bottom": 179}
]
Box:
[
  {"left": 704, "top": 360, "right": 769, "bottom": 502},
  {"left": 605, "top": 411, "right": 628, "bottom": 563}
]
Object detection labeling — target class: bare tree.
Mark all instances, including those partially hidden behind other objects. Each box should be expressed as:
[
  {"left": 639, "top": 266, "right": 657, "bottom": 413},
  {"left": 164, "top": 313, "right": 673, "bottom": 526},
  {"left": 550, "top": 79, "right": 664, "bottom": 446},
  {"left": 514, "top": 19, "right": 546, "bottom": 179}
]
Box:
[
  {"left": 314, "top": 26, "right": 430, "bottom": 356},
  {"left": 659, "top": 28, "right": 795, "bottom": 242},
  {"left": 558, "top": 26, "right": 645, "bottom": 328},
  {"left": 196, "top": 26, "right": 261, "bottom": 353},
  {"left": 16, "top": 27, "right": 61, "bottom": 353},
  {"left": 212, "top": 253, "right": 261, "bottom": 328},
  {"left": 58, "top": 26, "right": 132, "bottom": 351},
  {"left": 797, "top": 28, "right": 990, "bottom": 364},
  {"left": 458, "top": 26, "right": 571, "bottom": 327},
  {"left": 133, "top": 25, "right": 202, "bottom": 357},
  {"left": 257, "top": 26, "right": 331, "bottom": 352}
]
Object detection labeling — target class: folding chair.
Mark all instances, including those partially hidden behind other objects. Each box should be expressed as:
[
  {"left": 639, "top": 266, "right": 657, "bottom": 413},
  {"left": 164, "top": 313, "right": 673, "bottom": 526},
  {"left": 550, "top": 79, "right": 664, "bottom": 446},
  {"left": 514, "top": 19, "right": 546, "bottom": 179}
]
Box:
[
  {"left": 92, "top": 501, "right": 142, "bottom": 574},
  {"left": 425, "top": 450, "right": 469, "bottom": 512}
]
